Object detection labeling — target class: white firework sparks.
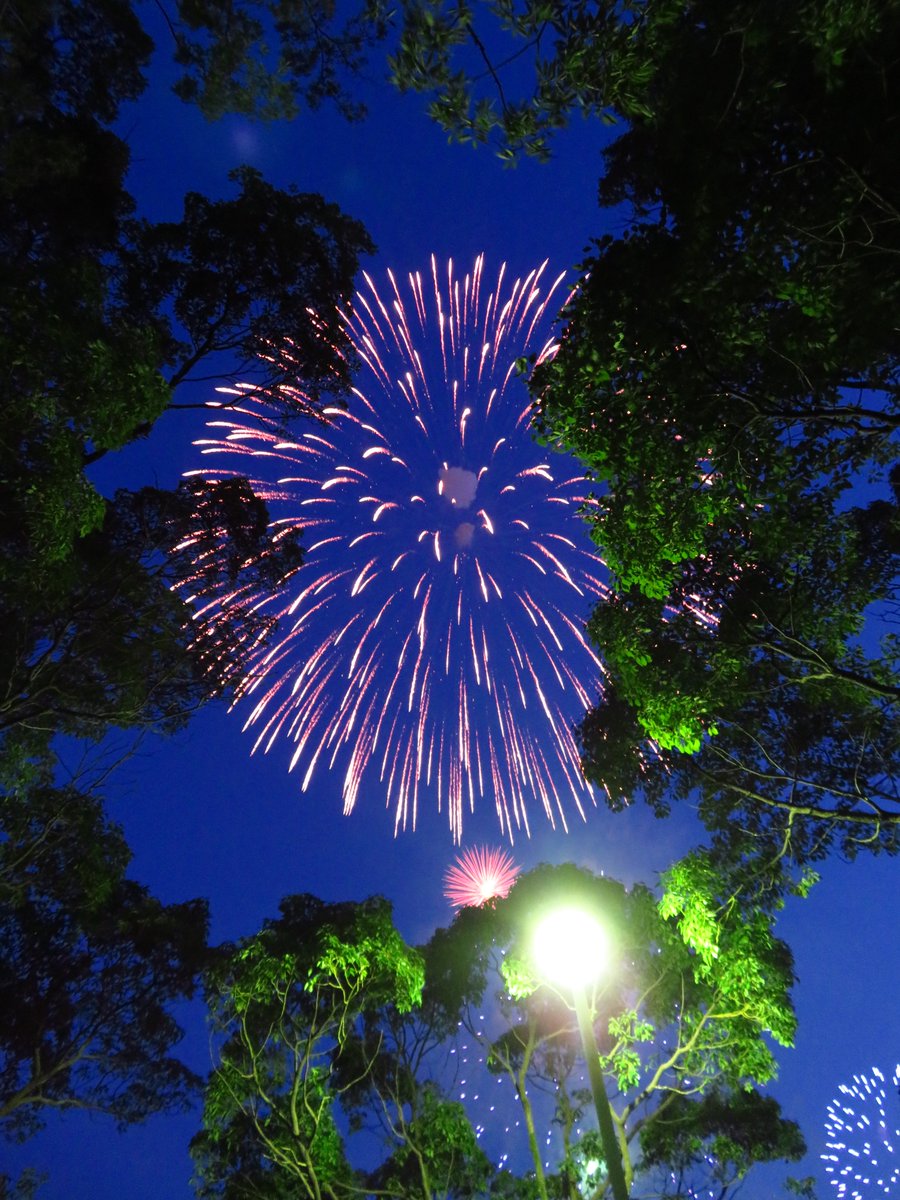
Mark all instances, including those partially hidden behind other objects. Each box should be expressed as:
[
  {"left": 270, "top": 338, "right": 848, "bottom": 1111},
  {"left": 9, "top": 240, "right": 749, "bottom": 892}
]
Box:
[{"left": 823, "top": 1065, "right": 900, "bottom": 1198}]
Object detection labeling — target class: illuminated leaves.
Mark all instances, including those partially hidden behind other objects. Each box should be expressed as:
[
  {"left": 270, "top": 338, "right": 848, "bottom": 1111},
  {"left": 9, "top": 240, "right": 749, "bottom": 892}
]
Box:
[
  {"left": 525, "top": 3, "right": 900, "bottom": 865},
  {"left": 311, "top": 918, "right": 425, "bottom": 1014},
  {"left": 196, "top": 866, "right": 801, "bottom": 1198},
  {"left": 196, "top": 896, "right": 424, "bottom": 1200},
  {"left": 659, "top": 854, "right": 725, "bottom": 968},
  {"left": 478, "top": 864, "right": 795, "bottom": 1130}
]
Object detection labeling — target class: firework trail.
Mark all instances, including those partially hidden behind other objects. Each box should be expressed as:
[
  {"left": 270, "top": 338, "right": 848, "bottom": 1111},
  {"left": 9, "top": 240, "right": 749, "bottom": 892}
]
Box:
[
  {"left": 444, "top": 845, "right": 520, "bottom": 908},
  {"left": 184, "top": 255, "right": 608, "bottom": 840},
  {"left": 822, "top": 1065, "right": 900, "bottom": 1198}
]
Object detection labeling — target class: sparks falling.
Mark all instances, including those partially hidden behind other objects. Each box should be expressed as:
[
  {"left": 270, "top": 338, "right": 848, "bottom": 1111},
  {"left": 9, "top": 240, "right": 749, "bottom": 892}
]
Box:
[
  {"left": 183, "top": 255, "right": 608, "bottom": 840},
  {"left": 822, "top": 1065, "right": 900, "bottom": 1198}
]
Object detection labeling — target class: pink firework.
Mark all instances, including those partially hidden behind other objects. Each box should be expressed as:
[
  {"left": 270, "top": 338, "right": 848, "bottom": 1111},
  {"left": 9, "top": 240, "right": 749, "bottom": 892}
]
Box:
[
  {"left": 182, "top": 255, "right": 608, "bottom": 841},
  {"left": 444, "top": 846, "right": 521, "bottom": 908}
]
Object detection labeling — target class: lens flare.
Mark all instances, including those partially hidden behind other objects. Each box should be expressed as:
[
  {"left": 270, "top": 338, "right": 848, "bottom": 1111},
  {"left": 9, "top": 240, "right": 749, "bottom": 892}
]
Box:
[
  {"left": 822, "top": 1065, "right": 900, "bottom": 1198},
  {"left": 183, "top": 255, "right": 608, "bottom": 840},
  {"left": 444, "top": 845, "right": 521, "bottom": 908}
]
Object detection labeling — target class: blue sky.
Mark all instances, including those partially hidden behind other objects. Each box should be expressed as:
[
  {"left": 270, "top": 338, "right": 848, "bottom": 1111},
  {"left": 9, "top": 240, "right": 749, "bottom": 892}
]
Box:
[{"left": 10, "top": 12, "right": 899, "bottom": 1199}]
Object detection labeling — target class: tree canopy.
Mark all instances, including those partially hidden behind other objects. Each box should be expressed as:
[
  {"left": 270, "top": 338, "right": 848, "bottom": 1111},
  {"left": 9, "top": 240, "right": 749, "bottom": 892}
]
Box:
[
  {"left": 535, "top": 1, "right": 900, "bottom": 867},
  {"left": 1, "top": 0, "right": 376, "bottom": 746},
  {"left": 392, "top": 0, "right": 900, "bottom": 870},
  {"left": 389, "top": 0, "right": 637, "bottom": 162},
  {"left": 0, "top": 0, "right": 377, "bottom": 1173},
  {"left": 194, "top": 866, "right": 806, "bottom": 1199},
  {"left": 168, "top": 0, "right": 390, "bottom": 121},
  {"left": 192, "top": 894, "right": 426, "bottom": 1200},
  {"left": 0, "top": 738, "right": 210, "bottom": 1142}
]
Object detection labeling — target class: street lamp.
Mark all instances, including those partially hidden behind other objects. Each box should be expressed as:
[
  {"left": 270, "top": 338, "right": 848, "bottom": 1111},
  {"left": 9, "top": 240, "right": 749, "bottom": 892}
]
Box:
[{"left": 532, "top": 907, "right": 630, "bottom": 1200}]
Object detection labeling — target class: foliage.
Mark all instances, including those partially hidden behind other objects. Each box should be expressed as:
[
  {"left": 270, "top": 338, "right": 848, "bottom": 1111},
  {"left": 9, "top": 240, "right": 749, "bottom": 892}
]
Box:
[
  {"left": 170, "top": 0, "right": 391, "bottom": 121},
  {"left": 480, "top": 864, "right": 797, "bottom": 1199},
  {"left": 0, "top": 736, "right": 210, "bottom": 1140},
  {"left": 354, "top": 1083, "right": 499, "bottom": 1200},
  {"left": 388, "top": 0, "right": 642, "bottom": 161},
  {"left": 192, "top": 894, "right": 425, "bottom": 1200},
  {"left": 0, "top": 481, "right": 303, "bottom": 745},
  {"left": 532, "top": 1, "right": 900, "bottom": 866},
  {"left": 391, "top": 0, "right": 900, "bottom": 866},
  {"left": 576, "top": 500, "right": 900, "bottom": 867},
  {"left": 638, "top": 1087, "right": 806, "bottom": 1197},
  {"left": 195, "top": 867, "right": 803, "bottom": 1199},
  {"left": 118, "top": 165, "right": 374, "bottom": 412},
  {"left": 0, "top": 1168, "right": 46, "bottom": 1200},
  {"left": 334, "top": 906, "right": 519, "bottom": 1200},
  {"left": 1, "top": 0, "right": 375, "bottom": 743},
  {"left": 0, "top": 0, "right": 377, "bottom": 1175}
]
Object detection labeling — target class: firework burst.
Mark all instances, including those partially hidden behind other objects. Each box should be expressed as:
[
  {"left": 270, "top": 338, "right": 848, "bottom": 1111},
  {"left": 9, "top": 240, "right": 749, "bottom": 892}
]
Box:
[
  {"left": 822, "top": 1065, "right": 900, "bottom": 1198},
  {"left": 183, "top": 255, "right": 608, "bottom": 840},
  {"left": 444, "top": 845, "right": 521, "bottom": 908}
]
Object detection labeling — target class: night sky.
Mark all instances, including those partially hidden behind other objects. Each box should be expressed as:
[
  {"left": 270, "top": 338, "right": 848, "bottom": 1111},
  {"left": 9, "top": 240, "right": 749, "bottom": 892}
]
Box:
[{"left": 9, "top": 13, "right": 899, "bottom": 1199}]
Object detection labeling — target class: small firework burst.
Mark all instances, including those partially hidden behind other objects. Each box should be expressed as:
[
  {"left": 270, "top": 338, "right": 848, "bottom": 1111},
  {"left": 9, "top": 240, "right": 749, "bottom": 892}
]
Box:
[
  {"left": 444, "top": 845, "right": 520, "bottom": 908},
  {"left": 822, "top": 1064, "right": 900, "bottom": 1198}
]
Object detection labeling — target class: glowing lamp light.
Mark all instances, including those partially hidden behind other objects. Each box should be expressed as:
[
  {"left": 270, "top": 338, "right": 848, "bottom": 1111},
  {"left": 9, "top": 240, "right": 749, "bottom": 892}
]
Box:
[
  {"left": 532, "top": 907, "right": 609, "bottom": 992},
  {"left": 530, "top": 903, "right": 630, "bottom": 1200}
]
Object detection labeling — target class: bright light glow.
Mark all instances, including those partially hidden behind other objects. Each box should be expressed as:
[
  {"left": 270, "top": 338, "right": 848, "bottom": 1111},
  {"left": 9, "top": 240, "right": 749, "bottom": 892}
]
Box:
[{"left": 532, "top": 907, "right": 609, "bottom": 991}]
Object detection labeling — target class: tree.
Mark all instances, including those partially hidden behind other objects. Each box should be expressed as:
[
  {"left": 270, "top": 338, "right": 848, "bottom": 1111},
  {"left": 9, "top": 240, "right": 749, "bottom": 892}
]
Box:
[
  {"left": 388, "top": 0, "right": 640, "bottom": 162},
  {"left": 192, "top": 894, "right": 425, "bottom": 1200},
  {"left": 0, "top": 737, "right": 210, "bottom": 1141},
  {"left": 1, "top": 481, "right": 304, "bottom": 745},
  {"left": 574, "top": 480, "right": 900, "bottom": 868},
  {"left": 532, "top": 0, "right": 900, "bottom": 866},
  {"left": 1, "top": 0, "right": 375, "bottom": 746},
  {"left": 637, "top": 1087, "right": 806, "bottom": 1199},
  {"left": 335, "top": 913, "right": 509, "bottom": 1200},
  {"left": 195, "top": 867, "right": 804, "bottom": 1199},
  {"left": 0, "top": 0, "right": 377, "bottom": 1171},
  {"left": 466, "top": 864, "right": 800, "bottom": 1199},
  {"left": 0, "top": 1166, "right": 46, "bottom": 1200},
  {"left": 117, "top": 166, "right": 375, "bottom": 421},
  {"left": 391, "top": 0, "right": 900, "bottom": 867},
  {"left": 167, "top": 0, "right": 390, "bottom": 122}
]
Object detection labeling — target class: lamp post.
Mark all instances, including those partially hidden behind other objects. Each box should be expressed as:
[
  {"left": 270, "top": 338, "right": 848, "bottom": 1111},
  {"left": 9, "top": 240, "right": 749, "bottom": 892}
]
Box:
[{"left": 532, "top": 907, "right": 630, "bottom": 1200}]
